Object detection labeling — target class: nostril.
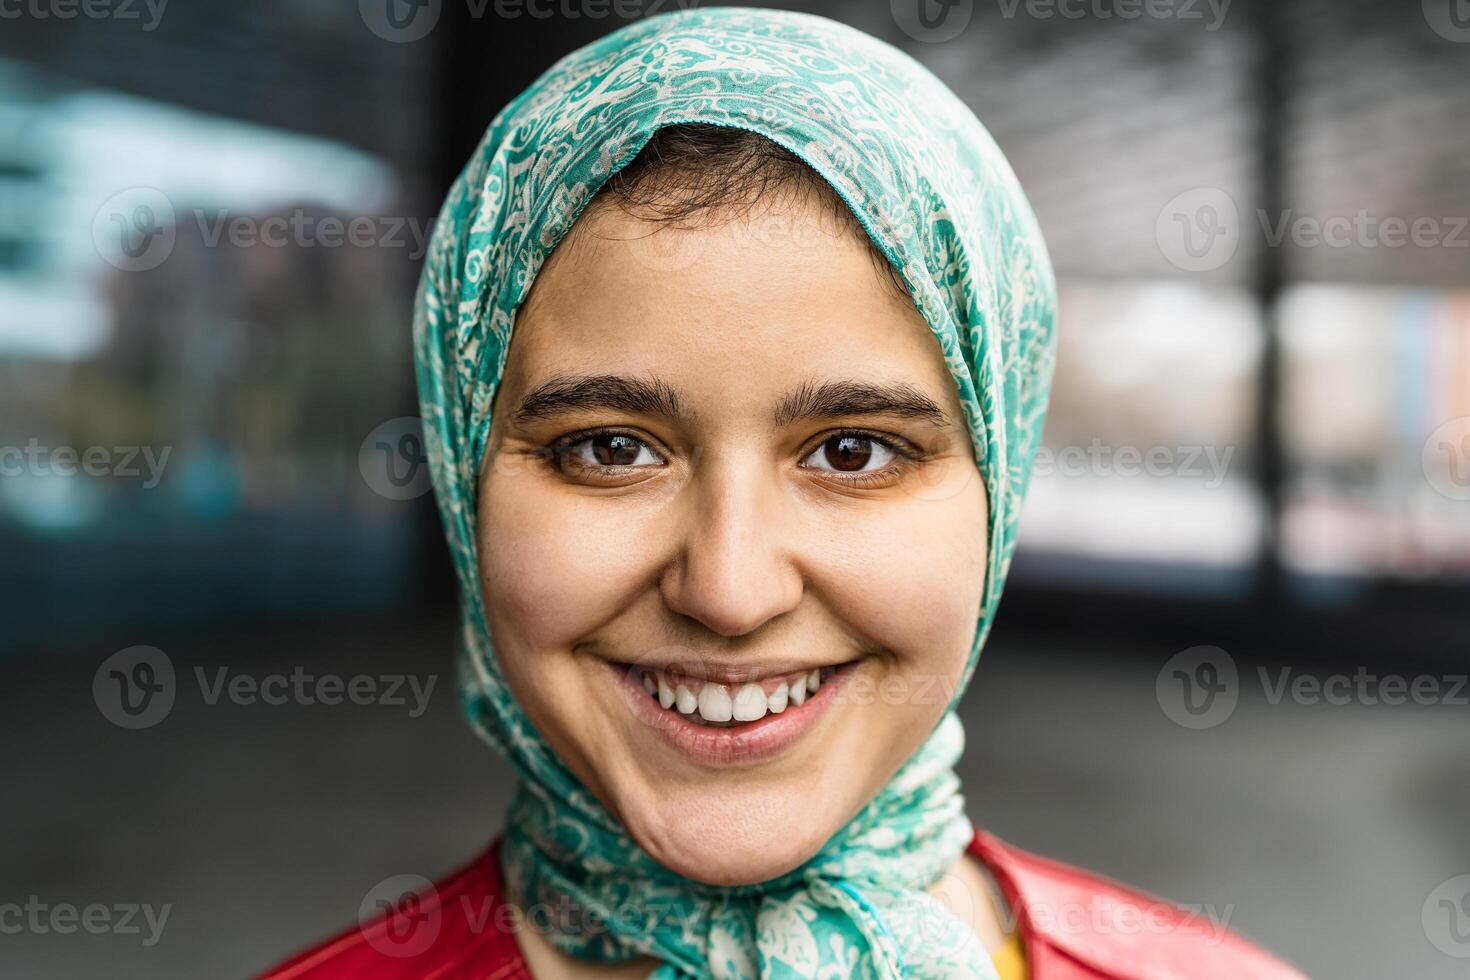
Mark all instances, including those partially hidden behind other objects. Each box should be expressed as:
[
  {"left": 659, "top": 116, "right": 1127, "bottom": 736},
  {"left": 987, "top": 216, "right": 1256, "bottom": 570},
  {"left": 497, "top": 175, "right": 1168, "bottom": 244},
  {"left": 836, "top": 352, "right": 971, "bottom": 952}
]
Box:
[{"left": 657, "top": 505, "right": 803, "bottom": 638}]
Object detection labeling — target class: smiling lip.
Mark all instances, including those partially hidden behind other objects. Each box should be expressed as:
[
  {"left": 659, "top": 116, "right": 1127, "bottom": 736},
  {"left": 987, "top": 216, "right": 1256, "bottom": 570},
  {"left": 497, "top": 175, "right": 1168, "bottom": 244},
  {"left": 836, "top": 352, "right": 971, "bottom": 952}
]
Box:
[{"left": 609, "top": 659, "right": 857, "bottom": 767}]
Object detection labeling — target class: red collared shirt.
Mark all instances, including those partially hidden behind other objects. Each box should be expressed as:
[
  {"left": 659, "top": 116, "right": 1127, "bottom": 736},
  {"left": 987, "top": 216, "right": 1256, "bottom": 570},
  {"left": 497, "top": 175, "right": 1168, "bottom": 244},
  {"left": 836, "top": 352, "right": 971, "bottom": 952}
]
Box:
[{"left": 260, "top": 829, "right": 1306, "bottom": 980}]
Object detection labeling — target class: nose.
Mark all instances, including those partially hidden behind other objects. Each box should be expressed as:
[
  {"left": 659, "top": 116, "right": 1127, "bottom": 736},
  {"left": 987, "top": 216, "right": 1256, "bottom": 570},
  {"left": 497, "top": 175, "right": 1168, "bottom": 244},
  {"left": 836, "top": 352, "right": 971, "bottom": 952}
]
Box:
[{"left": 659, "top": 455, "right": 804, "bottom": 638}]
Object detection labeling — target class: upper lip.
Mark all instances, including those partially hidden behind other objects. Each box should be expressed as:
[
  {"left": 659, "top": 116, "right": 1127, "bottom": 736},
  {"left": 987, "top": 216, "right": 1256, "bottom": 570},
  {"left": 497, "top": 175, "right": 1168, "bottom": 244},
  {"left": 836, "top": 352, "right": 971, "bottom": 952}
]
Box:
[{"left": 616, "top": 657, "right": 853, "bottom": 685}]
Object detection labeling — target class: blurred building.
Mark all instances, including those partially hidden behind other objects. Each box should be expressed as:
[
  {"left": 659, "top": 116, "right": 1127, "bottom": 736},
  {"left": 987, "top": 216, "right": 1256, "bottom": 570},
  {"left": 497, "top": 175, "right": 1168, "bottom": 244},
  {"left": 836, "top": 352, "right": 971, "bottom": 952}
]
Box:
[
  {"left": 0, "top": 32, "right": 437, "bottom": 651},
  {"left": 1, "top": 3, "right": 1468, "bottom": 980},
  {"left": 6, "top": 0, "right": 1467, "bottom": 657}
]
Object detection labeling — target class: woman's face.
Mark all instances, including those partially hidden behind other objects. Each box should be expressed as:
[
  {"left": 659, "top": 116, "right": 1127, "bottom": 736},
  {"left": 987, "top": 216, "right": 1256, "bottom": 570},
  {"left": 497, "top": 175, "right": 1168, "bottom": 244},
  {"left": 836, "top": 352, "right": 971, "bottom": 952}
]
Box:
[{"left": 477, "top": 190, "right": 987, "bottom": 887}]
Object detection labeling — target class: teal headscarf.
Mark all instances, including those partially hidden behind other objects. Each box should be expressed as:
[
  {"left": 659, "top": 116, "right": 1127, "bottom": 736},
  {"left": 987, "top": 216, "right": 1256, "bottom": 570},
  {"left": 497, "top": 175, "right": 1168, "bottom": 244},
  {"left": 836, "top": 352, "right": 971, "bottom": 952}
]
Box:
[{"left": 414, "top": 7, "right": 1056, "bottom": 978}]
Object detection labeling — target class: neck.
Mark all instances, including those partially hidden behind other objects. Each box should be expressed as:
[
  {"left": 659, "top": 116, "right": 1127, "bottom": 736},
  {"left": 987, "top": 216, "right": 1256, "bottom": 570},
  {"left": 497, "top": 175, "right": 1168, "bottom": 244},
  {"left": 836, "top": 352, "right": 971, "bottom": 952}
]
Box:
[{"left": 935, "top": 846, "right": 1013, "bottom": 956}]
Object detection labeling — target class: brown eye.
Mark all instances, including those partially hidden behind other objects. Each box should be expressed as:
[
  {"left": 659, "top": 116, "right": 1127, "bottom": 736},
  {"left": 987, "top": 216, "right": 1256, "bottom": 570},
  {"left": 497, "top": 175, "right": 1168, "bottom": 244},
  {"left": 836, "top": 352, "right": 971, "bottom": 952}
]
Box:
[
  {"left": 561, "top": 432, "right": 663, "bottom": 469},
  {"left": 591, "top": 434, "right": 643, "bottom": 465},
  {"left": 801, "top": 434, "right": 897, "bottom": 474}
]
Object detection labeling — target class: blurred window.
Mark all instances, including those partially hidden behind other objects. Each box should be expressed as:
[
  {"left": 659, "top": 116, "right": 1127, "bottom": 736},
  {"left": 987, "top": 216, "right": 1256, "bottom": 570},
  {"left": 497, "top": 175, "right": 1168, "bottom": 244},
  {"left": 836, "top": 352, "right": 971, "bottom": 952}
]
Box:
[
  {"left": 1017, "top": 279, "right": 1264, "bottom": 591},
  {"left": 1279, "top": 285, "right": 1470, "bottom": 580}
]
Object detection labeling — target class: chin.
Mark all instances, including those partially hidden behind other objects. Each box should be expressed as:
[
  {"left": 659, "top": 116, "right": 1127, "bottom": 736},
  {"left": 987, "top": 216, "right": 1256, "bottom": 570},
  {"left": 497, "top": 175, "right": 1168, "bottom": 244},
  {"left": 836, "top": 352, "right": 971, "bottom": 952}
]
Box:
[{"left": 618, "top": 778, "right": 845, "bottom": 886}]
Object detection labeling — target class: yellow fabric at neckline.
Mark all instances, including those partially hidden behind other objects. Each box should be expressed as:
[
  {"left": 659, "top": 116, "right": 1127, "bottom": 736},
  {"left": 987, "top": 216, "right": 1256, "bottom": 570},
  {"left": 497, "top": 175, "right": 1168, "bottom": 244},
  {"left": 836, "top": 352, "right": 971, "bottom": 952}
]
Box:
[{"left": 992, "top": 931, "right": 1027, "bottom": 980}]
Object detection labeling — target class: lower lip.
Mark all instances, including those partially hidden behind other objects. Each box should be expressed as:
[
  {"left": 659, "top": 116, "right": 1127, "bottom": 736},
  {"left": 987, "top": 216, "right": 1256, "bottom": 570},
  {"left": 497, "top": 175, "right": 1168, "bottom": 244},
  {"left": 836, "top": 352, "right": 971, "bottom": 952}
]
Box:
[{"left": 609, "top": 660, "right": 858, "bottom": 767}]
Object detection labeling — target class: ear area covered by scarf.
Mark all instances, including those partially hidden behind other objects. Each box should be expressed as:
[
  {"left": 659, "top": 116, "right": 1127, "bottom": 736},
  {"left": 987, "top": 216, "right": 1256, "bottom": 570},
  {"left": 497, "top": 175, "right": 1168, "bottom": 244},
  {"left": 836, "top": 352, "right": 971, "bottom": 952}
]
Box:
[{"left": 413, "top": 8, "right": 1055, "bottom": 979}]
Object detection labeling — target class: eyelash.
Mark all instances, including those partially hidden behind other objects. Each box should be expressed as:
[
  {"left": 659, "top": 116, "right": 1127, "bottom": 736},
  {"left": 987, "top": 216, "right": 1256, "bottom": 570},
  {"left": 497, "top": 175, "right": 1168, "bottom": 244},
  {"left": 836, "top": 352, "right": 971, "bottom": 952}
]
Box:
[
  {"left": 799, "top": 428, "right": 925, "bottom": 486},
  {"left": 540, "top": 427, "right": 924, "bottom": 485}
]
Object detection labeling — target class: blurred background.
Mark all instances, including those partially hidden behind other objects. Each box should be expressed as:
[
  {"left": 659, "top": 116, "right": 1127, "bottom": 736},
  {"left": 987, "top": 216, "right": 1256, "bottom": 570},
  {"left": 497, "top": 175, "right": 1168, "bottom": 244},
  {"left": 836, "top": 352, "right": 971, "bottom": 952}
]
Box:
[{"left": 2, "top": 0, "right": 1468, "bottom": 977}]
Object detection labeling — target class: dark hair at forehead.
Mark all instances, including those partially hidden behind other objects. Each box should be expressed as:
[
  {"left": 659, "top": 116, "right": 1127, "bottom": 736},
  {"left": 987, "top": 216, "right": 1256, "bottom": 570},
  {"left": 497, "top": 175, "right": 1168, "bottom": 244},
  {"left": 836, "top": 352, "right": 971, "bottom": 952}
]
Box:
[{"left": 589, "top": 123, "right": 909, "bottom": 297}]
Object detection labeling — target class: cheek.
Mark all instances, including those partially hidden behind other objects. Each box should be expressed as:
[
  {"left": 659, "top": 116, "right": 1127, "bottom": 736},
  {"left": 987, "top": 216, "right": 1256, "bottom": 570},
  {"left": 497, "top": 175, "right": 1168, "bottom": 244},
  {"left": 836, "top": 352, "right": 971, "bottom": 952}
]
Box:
[
  {"left": 479, "top": 461, "right": 987, "bottom": 678},
  {"left": 815, "top": 487, "right": 987, "bottom": 676},
  {"left": 477, "top": 474, "right": 656, "bottom": 651}
]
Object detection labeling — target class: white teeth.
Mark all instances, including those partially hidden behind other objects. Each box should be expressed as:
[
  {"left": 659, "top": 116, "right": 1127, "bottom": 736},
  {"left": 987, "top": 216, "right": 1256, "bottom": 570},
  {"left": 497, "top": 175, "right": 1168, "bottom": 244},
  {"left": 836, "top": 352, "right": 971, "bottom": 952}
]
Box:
[
  {"left": 768, "top": 680, "right": 788, "bottom": 714},
  {"left": 732, "top": 683, "right": 768, "bottom": 722},
  {"left": 697, "top": 683, "right": 733, "bottom": 723},
  {"left": 675, "top": 683, "right": 697, "bottom": 714},
  {"left": 637, "top": 666, "right": 833, "bottom": 723}
]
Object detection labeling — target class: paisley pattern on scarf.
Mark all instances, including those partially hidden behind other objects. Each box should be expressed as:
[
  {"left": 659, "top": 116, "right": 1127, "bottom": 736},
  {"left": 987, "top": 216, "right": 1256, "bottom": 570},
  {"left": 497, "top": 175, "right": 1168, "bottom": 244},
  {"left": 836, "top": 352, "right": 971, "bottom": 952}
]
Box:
[{"left": 412, "top": 8, "right": 1056, "bottom": 978}]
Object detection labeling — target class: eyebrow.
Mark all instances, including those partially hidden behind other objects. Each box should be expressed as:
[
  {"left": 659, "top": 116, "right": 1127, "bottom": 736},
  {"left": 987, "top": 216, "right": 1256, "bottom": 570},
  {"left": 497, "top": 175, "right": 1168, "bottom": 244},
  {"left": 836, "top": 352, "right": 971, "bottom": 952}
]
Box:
[
  {"left": 513, "top": 374, "right": 688, "bottom": 423},
  {"left": 773, "top": 378, "right": 952, "bottom": 427},
  {"left": 511, "top": 373, "right": 952, "bottom": 428}
]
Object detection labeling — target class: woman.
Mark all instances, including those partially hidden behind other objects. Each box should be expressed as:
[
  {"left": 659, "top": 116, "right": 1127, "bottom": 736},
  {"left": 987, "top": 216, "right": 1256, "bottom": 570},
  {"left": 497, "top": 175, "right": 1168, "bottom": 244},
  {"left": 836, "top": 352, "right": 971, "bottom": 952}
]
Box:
[{"left": 264, "top": 8, "right": 1303, "bottom": 979}]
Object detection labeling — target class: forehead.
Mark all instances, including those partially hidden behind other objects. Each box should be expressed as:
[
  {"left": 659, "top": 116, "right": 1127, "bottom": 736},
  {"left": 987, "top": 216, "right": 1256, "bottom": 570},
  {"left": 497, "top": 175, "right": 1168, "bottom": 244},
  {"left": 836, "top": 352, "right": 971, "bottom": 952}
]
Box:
[{"left": 502, "top": 197, "right": 957, "bottom": 408}]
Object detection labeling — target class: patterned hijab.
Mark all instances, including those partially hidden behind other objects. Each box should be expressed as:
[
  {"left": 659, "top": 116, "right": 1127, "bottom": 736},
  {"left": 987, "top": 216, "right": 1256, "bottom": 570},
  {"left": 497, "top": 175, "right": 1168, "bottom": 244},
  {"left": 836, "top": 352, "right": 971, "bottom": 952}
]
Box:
[{"left": 413, "top": 7, "right": 1055, "bottom": 978}]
